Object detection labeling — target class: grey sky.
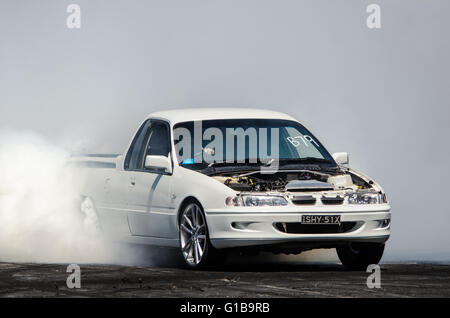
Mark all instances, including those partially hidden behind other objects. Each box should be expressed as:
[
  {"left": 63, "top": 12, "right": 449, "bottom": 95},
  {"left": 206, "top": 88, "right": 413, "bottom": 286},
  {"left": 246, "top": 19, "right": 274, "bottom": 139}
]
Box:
[{"left": 1, "top": 0, "right": 449, "bottom": 261}]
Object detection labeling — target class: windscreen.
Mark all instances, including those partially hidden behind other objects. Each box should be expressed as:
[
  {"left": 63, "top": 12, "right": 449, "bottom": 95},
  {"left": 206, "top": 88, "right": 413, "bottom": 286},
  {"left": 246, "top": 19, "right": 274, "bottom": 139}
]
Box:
[{"left": 173, "top": 119, "right": 335, "bottom": 170}]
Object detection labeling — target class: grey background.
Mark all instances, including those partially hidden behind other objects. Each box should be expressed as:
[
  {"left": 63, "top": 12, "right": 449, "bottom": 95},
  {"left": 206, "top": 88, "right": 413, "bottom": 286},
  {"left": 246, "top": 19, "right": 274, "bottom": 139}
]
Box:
[{"left": 1, "top": 0, "right": 449, "bottom": 261}]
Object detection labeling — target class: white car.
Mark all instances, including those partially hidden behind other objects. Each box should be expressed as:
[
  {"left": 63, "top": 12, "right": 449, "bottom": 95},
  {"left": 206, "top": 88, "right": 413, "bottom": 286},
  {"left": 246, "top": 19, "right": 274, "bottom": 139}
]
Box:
[{"left": 74, "top": 108, "right": 391, "bottom": 269}]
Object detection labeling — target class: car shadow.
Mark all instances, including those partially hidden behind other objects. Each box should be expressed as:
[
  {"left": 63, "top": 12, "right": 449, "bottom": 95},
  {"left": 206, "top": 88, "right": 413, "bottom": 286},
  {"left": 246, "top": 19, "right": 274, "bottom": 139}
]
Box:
[
  {"left": 215, "top": 262, "right": 347, "bottom": 272},
  {"left": 134, "top": 247, "right": 354, "bottom": 272}
]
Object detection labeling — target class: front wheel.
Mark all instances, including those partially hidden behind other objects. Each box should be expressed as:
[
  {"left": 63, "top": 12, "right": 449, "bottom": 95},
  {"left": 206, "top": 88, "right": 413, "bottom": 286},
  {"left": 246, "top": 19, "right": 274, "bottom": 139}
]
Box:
[
  {"left": 336, "top": 242, "right": 385, "bottom": 270},
  {"left": 178, "top": 201, "right": 224, "bottom": 269}
]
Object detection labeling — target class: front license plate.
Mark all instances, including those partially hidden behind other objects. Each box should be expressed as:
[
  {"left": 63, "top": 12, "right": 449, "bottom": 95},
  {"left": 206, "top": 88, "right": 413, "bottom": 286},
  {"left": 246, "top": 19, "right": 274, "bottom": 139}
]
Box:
[{"left": 301, "top": 215, "right": 341, "bottom": 224}]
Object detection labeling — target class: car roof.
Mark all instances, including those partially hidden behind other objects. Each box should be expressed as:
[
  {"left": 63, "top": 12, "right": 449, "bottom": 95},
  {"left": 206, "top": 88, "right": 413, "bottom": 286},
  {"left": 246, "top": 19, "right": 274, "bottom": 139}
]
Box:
[{"left": 146, "top": 108, "right": 297, "bottom": 125}]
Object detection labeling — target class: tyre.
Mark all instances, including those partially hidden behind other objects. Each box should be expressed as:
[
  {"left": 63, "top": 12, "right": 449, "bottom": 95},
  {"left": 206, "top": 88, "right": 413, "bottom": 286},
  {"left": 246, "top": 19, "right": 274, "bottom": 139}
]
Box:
[
  {"left": 336, "top": 242, "right": 385, "bottom": 270},
  {"left": 178, "top": 200, "right": 225, "bottom": 269}
]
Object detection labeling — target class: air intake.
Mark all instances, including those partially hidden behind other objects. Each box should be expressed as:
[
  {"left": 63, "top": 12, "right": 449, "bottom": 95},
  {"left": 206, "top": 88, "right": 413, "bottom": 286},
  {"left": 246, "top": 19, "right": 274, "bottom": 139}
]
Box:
[
  {"left": 286, "top": 180, "right": 334, "bottom": 192},
  {"left": 291, "top": 195, "right": 317, "bottom": 205},
  {"left": 321, "top": 196, "right": 344, "bottom": 205},
  {"left": 274, "top": 222, "right": 358, "bottom": 234}
]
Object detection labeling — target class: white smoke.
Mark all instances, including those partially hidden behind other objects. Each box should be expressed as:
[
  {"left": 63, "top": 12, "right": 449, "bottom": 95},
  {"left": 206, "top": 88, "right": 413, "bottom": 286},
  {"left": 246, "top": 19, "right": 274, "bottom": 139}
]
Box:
[{"left": 0, "top": 130, "right": 144, "bottom": 264}]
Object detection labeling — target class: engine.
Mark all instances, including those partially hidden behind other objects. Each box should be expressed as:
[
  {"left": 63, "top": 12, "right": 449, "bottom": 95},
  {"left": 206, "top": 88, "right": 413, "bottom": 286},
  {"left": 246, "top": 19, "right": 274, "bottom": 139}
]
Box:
[{"left": 212, "top": 170, "right": 372, "bottom": 193}]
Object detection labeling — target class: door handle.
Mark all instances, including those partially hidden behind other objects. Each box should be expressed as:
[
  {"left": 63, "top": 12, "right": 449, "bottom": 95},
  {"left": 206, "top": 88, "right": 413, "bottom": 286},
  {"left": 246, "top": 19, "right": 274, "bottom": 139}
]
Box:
[{"left": 130, "top": 178, "right": 136, "bottom": 187}]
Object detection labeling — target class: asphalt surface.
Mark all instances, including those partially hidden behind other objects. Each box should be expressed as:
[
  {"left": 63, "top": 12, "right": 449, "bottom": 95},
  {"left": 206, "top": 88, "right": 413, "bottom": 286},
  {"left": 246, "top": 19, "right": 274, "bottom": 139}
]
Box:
[{"left": 1, "top": 260, "right": 449, "bottom": 297}]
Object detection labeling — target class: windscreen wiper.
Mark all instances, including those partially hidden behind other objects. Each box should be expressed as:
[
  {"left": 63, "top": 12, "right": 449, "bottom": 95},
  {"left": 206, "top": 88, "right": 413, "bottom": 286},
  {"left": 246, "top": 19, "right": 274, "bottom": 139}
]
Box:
[
  {"left": 206, "top": 158, "right": 267, "bottom": 168},
  {"left": 279, "top": 157, "right": 333, "bottom": 164},
  {"left": 201, "top": 159, "right": 266, "bottom": 175}
]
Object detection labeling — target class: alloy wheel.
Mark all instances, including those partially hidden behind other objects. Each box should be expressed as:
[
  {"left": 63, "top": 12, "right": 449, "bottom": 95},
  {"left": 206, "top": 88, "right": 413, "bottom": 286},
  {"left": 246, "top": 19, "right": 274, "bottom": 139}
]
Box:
[{"left": 180, "top": 203, "right": 207, "bottom": 265}]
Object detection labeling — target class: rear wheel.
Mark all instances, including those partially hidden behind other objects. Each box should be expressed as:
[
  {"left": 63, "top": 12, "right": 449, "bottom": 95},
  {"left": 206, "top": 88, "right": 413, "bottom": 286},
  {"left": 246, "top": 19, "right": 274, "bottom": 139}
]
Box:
[
  {"left": 337, "top": 242, "right": 385, "bottom": 270},
  {"left": 179, "top": 200, "right": 224, "bottom": 269}
]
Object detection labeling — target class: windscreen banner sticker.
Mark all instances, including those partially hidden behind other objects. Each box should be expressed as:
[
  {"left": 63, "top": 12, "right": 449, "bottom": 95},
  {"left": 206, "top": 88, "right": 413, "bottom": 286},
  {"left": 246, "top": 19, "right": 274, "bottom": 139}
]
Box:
[
  {"left": 181, "top": 158, "right": 194, "bottom": 165},
  {"left": 287, "top": 135, "right": 320, "bottom": 148}
]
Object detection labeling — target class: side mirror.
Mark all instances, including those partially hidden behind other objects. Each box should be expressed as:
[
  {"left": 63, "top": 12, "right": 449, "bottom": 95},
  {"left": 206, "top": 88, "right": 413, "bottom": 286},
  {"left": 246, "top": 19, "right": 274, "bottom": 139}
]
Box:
[
  {"left": 332, "top": 152, "right": 349, "bottom": 165},
  {"left": 144, "top": 155, "right": 172, "bottom": 173}
]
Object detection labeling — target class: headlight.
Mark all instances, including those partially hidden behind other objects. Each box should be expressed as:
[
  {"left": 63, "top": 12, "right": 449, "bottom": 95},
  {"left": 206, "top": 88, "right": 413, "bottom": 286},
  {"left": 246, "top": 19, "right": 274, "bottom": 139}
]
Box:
[
  {"left": 346, "top": 191, "right": 387, "bottom": 204},
  {"left": 225, "top": 195, "right": 288, "bottom": 207}
]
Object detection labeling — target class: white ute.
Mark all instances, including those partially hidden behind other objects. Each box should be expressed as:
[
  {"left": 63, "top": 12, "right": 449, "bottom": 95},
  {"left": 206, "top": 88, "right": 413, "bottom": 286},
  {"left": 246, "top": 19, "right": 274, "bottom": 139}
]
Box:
[{"left": 73, "top": 108, "right": 391, "bottom": 269}]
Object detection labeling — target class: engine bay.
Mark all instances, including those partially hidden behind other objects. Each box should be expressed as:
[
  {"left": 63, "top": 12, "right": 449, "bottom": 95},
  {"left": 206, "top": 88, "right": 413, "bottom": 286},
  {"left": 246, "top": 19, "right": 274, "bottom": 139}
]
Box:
[{"left": 212, "top": 169, "right": 374, "bottom": 193}]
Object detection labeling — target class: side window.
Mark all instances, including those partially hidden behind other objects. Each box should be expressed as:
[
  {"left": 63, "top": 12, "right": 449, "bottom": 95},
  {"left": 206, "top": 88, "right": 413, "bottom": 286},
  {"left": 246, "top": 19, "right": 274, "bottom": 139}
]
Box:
[
  {"left": 124, "top": 120, "right": 151, "bottom": 170},
  {"left": 145, "top": 121, "right": 170, "bottom": 157}
]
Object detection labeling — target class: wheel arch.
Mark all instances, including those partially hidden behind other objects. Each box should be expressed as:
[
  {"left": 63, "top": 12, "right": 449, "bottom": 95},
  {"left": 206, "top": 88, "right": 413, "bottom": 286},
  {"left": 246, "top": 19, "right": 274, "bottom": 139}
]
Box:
[{"left": 176, "top": 196, "right": 204, "bottom": 228}]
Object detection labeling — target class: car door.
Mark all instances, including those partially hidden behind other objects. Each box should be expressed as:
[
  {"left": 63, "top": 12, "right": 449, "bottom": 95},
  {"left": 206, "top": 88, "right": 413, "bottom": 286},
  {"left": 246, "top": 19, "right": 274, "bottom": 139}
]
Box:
[
  {"left": 125, "top": 120, "right": 176, "bottom": 238},
  {"left": 94, "top": 168, "right": 132, "bottom": 237}
]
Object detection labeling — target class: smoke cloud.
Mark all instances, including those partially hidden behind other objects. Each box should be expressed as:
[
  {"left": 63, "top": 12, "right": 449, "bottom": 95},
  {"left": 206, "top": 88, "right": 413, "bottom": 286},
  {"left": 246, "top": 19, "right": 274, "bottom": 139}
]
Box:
[{"left": 0, "top": 130, "right": 148, "bottom": 265}]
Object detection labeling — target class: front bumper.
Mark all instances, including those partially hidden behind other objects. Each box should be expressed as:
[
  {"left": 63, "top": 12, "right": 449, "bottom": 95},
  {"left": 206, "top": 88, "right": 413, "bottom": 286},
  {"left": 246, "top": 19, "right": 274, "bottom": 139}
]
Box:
[{"left": 205, "top": 204, "right": 391, "bottom": 249}]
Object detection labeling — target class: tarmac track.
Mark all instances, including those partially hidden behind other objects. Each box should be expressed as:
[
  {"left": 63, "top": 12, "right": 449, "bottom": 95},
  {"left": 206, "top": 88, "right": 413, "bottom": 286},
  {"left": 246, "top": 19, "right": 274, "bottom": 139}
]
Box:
[{"left": 0, "top": 259, "right": 449, "bottom": 297}]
